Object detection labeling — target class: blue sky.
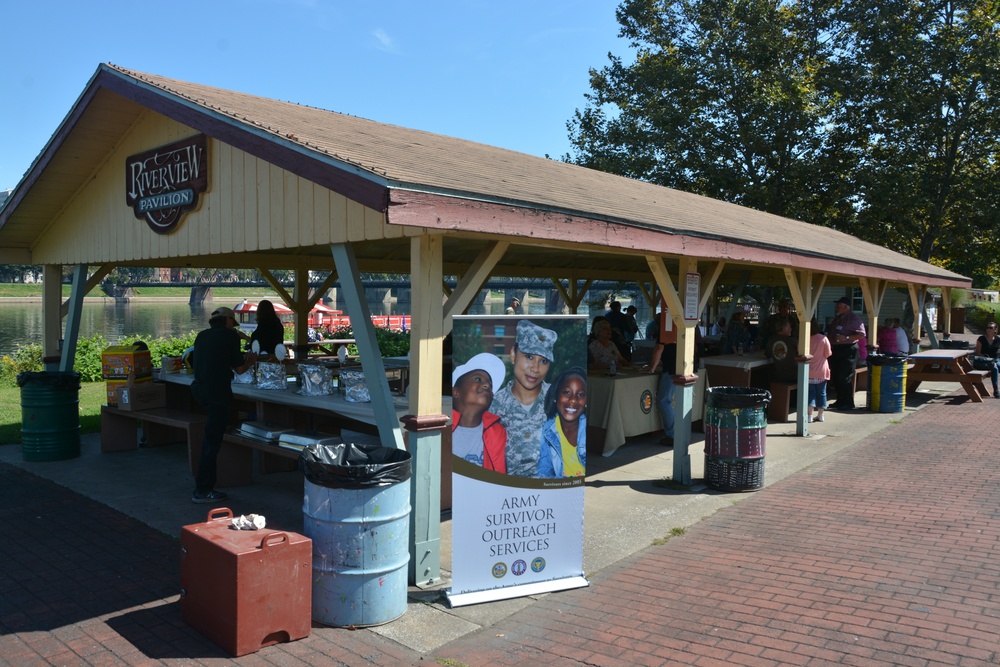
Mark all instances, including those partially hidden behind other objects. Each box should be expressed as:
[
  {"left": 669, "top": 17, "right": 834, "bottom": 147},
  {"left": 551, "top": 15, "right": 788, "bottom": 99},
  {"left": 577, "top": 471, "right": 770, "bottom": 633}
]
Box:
[{"left": 0, "top": 1, "right": 630, "bottom": 191}]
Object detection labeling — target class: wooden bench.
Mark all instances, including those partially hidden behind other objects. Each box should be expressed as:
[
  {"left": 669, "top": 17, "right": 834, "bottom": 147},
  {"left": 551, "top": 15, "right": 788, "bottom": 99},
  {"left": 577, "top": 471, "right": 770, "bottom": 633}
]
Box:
[
  {"left": 768, "top": 381, "right": 797, "bottom": 423},
  {"left": 854, "top": 366, "right": 868, "bottom": 392},
  {"left": 101, "top": 405, "right": 205, "bottom": 454},
  {"left": 770, "top": 367, "right": 869, "bottom": 422}
]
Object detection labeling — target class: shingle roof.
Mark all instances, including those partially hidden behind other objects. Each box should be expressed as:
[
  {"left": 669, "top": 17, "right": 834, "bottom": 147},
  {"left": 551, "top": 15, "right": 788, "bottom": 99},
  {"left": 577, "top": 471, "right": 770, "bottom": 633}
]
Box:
[{"left": 0, "top": 63, "right": 970, "bottom": 288}]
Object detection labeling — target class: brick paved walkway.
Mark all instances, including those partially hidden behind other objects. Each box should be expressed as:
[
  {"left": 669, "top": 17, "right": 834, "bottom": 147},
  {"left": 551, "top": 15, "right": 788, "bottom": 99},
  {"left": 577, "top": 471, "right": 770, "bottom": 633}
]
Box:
[
  {"left": 2, "top": 395, "right": 999, "bottom": 666},
  {"left": 433, "top": 398, "right": 1000, "bottom": 666}
]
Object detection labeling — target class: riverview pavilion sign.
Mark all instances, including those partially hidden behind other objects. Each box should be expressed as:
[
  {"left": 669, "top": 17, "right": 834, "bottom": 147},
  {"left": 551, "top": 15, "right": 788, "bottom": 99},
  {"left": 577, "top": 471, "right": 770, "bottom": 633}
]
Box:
[{"left": 125, "top": 134, "right": 208, "bottom": 234}]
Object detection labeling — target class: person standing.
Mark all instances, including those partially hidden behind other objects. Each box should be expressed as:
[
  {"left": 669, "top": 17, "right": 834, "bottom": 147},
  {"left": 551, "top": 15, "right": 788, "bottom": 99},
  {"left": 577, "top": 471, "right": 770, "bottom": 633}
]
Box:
[
  {"left": 624, "top": 305, "right": 640, "bottom": 344},
  {"left": 492, "top": 320, "right": 558, "bottom": 477},
  {"left": 190, "top": 306, "right": 257, "bottom": 503},
  {"left": 828, "top": 296, "right": 866, "bottom": 410},
  {"left": 808, "top": 318, "right": 833, "bottom": 422},
  {"left": 641, "top": 307, "right": 695, "bottom": 447},
  {"left": 759, "top": 298, "right": 799, "bottom": 349},
  {"left": 505, "top": 297, "right": 520, "bottom": 315},
  {"left": 644, "top": 339, "right": 677, "bottom": 447}
]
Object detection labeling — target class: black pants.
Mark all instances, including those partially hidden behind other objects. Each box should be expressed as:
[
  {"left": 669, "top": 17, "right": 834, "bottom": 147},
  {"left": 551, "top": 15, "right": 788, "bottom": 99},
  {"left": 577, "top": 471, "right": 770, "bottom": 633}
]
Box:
[
  {"left": 192, "top": 384, "right": 231, "bottom": 492},
  {"left": 830, "top": 343, "right": 859, "bottom": 407}
]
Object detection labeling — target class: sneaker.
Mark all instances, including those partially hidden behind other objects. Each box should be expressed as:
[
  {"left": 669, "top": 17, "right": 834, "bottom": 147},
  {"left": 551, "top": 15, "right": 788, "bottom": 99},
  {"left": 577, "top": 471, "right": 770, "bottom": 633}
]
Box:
[
  {"left": 994, "top": 391, "right": 999, "bottom": 399},
  {"left": 816, "top": 413, "right": 825, "bottom": 422},
  {"left": 192, "top": 489, "right": 228, "bottom": 504},
  {"left": 659, "top": 436, "right": 674, "bottom": 447}
]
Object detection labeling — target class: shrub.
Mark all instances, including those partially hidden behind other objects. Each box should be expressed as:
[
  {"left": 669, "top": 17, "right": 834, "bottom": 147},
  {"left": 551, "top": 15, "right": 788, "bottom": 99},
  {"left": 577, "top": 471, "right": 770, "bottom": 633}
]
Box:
[
  {"left": 0, "top": 343, "right": 44, "bottom": 385},
  {"left": 0, "top": 331, "right": 201, "bottom": 387},
  {"left": 322, "top": 325, "right": 410, "bottom": 357}
]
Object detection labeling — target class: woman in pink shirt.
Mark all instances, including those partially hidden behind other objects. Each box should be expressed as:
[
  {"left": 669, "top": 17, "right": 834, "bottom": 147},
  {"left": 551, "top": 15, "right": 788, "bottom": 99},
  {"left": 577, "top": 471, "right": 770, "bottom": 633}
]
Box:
[{"left": 808, "top": 318, "right": 833, "bottom": 422}]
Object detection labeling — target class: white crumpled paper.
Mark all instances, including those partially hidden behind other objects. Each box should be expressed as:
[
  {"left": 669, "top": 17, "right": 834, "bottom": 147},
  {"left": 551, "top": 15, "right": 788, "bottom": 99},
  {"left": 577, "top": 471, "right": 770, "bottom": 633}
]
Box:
[{"left": 230, "top": 513, "right": 267, "bottom": 530}]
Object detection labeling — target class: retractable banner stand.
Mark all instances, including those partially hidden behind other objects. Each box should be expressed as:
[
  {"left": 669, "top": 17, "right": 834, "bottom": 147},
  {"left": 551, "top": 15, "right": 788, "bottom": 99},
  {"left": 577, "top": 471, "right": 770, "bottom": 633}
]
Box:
[{"left": 447, "top": 315, "right": 589, "bottom": 607}]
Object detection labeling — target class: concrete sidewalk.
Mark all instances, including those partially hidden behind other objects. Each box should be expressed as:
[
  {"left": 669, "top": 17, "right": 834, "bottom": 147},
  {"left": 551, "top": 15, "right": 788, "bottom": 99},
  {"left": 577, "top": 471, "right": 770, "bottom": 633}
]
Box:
[{"left": 2, "top": 379, "right": 998, "bottom": 665}]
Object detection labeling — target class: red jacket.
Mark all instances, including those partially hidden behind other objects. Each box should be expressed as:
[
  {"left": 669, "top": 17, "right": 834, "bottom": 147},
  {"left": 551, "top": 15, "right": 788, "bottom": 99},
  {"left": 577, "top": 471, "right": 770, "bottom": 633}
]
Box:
[{"left": 452, "top": 409, "right": 507, "bottom": 474}]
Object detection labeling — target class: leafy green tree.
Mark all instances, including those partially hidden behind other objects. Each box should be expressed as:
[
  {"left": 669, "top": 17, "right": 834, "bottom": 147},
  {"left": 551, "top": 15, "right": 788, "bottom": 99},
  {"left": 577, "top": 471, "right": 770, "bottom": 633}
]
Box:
[
  {"left": 568, "top": 0, "right": 838, "bottom": 220},
  {"left": 825, "top": 0, "right": 1000, "bottom": 284},
  {"left": 568, "top": 0, "right": 1000, "bottom": 286}
]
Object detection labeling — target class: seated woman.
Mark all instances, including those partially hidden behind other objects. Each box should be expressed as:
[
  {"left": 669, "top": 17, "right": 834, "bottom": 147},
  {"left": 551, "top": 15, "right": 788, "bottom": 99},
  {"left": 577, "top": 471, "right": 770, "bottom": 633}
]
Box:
[
  {"left": 538, "top": 367, "right": 587, "bottom": 478},
  {"left": 721, "top": 309, "right": 751, "bottom": 354},
  {"left": 975, "top": 322, "right": 1000, "bottom": 399},
  {"left": 588, "top": 319, "right": 629, "bottom": 370},
  {"left": 877, "top": 318, "right": 899, "bottom": 354},
  {"left": 250, "top": 300, "right": 285, "bottom": 356}
]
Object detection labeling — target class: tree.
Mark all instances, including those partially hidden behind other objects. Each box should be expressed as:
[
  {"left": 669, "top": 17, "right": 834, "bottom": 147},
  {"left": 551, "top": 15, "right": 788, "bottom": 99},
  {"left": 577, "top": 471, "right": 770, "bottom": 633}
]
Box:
[
  {"left": 568, "top": 0, "right": 1000, "bottom": 286},
  {"left": 568, "top": 0, "right": 838, "bottom": 221},
  {"left": 826, "top": 0, "right": 1000, "bottom": 285}
]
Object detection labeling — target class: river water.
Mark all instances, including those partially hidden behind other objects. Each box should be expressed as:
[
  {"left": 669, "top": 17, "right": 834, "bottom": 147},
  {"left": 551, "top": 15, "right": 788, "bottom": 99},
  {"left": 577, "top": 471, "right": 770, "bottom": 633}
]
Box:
[
  {"left": 0, "top": 297, "right": 563, "bottom": 357},
  {"left": 0, "top": 299, "right": 412, "bottom": 357}
]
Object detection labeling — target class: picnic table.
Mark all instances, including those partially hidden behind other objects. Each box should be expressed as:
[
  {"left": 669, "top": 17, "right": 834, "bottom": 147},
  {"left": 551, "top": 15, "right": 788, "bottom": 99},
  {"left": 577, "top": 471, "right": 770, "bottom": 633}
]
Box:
[
  {"left": 906, "top": 349, "right": 989, "bottom": 403},
  {"left": 701, "top": 353, "right": 773, "bottom": 388}
]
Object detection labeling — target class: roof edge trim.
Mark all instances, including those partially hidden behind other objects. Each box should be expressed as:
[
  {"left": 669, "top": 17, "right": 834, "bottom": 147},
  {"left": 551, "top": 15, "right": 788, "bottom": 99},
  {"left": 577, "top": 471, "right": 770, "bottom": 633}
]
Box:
[
  {"left": 101, "top": 65, "right": 390, "bottom": 212},
  {"left": 387, "top": 189, "right": 971, "bottom": 289}
]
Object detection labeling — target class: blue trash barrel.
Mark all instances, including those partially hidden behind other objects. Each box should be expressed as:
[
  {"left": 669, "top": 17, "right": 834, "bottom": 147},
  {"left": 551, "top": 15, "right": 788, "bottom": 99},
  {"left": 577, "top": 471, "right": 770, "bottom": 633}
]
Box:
[
  {"left": 18, "top": 371, "right": 81, "bottom": 462},
  {"left": 867, "top": 354, "right": 907, "bottom": 413},
  {"left": 301, "top": 443, "right": 411, "bottom": 627},
  {"left": 704, "top": 386, "right": 771, "bottom": 491}
]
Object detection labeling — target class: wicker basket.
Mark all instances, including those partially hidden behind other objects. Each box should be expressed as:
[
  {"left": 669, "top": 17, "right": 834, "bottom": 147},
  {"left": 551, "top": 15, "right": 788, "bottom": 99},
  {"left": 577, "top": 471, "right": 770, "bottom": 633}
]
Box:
[{"left": 705, "top": 455, "right": 765, "bottom": 492}]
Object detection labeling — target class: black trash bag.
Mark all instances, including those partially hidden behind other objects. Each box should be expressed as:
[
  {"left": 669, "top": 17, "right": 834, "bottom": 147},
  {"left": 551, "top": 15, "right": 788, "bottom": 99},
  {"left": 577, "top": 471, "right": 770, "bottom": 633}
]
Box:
[
  {"left": 706, "top": 385, "right": 771, "bottom": 409},
  {"left": 867, "top": 354, "right": 908, "bottom": 366},
  {"left": 300, "top": 442, "right": 411, "bottom": 489},
  {"left": 16, "top": 371, "right": 81, "bottom": 391}
]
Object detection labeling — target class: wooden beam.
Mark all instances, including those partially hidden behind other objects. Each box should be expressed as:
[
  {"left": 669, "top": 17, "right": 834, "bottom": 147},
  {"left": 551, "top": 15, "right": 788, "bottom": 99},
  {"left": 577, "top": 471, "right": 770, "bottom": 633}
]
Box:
[
  {"left": 60, "top": 264, "right": 113, "bottom": 319},
  {"left": 550, "top": 277, "right": 592, "bottom": 313},
  {"left": 443, "top": 240, "right": 509, "bottom": 333}
]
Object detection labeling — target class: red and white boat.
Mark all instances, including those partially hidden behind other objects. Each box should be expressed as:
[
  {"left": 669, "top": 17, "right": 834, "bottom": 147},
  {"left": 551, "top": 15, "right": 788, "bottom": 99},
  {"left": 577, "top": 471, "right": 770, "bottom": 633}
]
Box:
[{"left": 232, "top": 300, "right": 409, "bottom": 332}]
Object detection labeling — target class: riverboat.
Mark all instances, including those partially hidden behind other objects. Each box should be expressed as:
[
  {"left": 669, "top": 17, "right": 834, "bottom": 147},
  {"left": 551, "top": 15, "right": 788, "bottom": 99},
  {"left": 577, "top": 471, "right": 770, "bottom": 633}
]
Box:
[{"left": 233, "top": 300, "right": 409, "bottom": 332}]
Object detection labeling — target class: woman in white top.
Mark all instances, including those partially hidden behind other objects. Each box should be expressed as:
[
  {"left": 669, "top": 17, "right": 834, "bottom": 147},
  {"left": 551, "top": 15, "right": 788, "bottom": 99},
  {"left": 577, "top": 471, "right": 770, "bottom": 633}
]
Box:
[{"left": 588, "top": 320, "right": 629, "bottom": 370}]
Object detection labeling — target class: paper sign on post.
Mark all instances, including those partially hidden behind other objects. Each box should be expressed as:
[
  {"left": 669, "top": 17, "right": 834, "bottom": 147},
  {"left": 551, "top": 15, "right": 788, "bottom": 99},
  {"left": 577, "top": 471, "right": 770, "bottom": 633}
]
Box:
[{"left": 684, "top": 273, "right": 700, "bottom": 321}]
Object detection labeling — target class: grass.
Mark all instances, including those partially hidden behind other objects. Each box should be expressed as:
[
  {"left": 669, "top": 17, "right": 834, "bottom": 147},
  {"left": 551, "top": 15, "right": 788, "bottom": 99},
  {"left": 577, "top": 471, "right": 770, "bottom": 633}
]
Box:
[
  {"left": 652, "top": 527, "right": 687, "bottom": 546},
  {"left": 0, "top": 381, "right": 106, "bottom": 445}
]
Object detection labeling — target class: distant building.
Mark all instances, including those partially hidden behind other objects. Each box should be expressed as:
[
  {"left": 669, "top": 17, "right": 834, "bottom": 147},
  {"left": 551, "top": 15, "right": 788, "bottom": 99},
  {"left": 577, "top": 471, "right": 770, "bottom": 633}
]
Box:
[{"left": 968, "top": 289, "right": 999, "bottom": 303}]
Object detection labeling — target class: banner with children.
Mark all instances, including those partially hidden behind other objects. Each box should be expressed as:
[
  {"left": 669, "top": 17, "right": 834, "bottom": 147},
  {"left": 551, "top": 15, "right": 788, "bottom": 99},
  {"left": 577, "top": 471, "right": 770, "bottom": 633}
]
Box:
[{"left": 446, "top": 315, "right": 590, "bottom": 607}]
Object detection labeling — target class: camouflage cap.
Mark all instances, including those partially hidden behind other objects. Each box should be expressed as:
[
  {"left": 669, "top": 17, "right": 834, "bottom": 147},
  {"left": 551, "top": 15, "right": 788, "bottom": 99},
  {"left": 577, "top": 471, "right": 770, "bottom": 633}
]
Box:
[{"left": 516, "top": 320, "right": 557, "bottom": 361}]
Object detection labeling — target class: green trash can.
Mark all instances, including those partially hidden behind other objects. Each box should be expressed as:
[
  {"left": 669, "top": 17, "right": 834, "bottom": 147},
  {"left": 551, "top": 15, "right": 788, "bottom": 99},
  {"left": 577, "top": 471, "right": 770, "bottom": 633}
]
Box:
[
  {"left": 18, "top": 371, "right": 81, "bottom": 462},
  {"left": 704, "top": 386, "right": 771, "bottom": 491}
]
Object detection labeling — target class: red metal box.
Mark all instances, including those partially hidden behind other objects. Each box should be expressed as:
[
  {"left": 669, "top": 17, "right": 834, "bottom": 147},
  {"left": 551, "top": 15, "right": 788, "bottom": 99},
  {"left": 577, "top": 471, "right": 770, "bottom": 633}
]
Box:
[{"left": 180, "top": 508, "right": 312, "bottom": 656}]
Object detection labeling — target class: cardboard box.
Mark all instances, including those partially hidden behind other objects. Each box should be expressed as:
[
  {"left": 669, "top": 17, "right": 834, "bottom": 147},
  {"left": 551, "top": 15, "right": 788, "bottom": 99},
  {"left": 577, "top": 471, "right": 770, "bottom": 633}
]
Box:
[
  {"left": 101, "top": 345, "right": 153, "bottom": 380},
  {"left": 115, "top": 380, "right": 166, "bottom": 411},
  {"left": 181, "top": 508, "right": 311, "bottom": 656},
  {"left": 105, "top": 375, "right": 153, "bottom": 406}
]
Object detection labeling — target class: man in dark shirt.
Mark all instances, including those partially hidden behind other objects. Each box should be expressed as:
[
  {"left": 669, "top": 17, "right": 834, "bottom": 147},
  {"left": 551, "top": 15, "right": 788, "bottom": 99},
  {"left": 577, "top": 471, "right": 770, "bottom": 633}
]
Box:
[
  {"left": 191, "top": 306, "right": 256, "bottom": 503},
  {"left": 828, "top": 296, "right": 866, "bottom": 410}
]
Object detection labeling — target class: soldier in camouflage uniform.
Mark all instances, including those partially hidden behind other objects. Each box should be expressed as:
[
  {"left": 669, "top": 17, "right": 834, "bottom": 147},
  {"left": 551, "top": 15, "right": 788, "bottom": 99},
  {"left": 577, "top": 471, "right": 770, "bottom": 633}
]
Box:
[{"left": 491, "top": 320, "right": 558, "bottom": 477}]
